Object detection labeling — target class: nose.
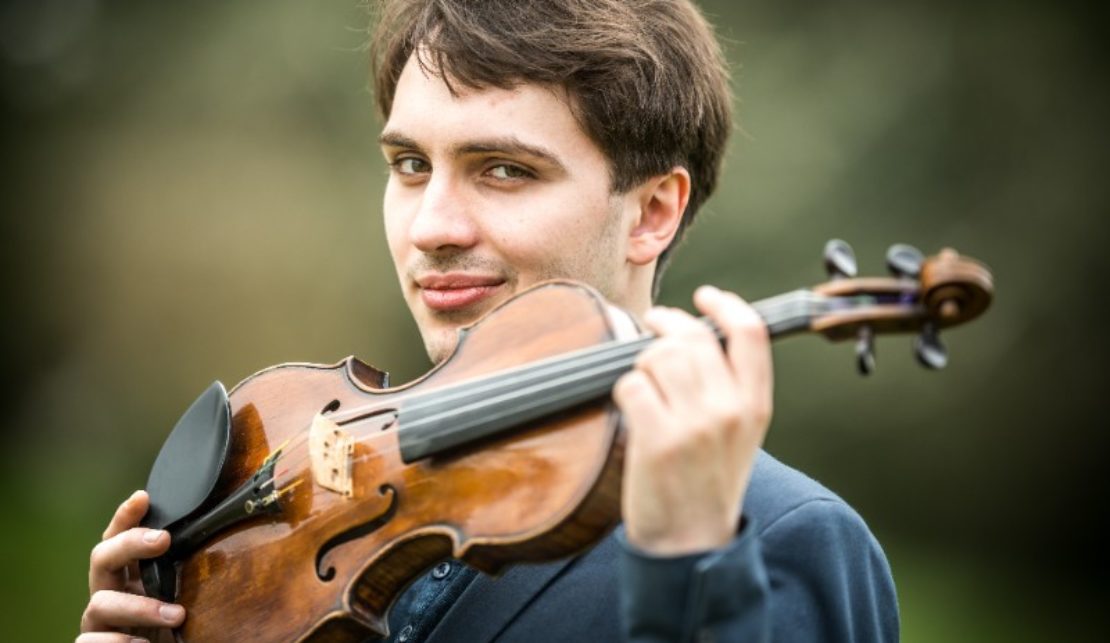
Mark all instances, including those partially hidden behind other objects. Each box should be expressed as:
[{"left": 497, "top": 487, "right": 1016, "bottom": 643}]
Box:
[{"left": 408, "top": 172, "right": 480, "bottom": 254}]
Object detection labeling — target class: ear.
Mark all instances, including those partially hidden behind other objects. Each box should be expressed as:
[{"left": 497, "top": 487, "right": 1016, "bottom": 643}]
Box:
[{"left": 626, "top": 167, "right": 691, "bottom": 266}]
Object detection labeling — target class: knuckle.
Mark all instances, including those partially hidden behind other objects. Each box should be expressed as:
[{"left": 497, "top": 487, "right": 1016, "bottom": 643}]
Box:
[
  {"left": 750, "top": 401, "right": 773, "bottom": 428},
  {"left": 664, "top": 310, "right": 710, "bottom": 339},
  {"left": 687, "top": 323, "right": 718, "bottom": 346},
  {"left": 637, "top": 341, "right": 672, "bottom": 369},
  {"left": 650, "top": 436, "right": 686, "bottom": 464},
  {"left": 727, "top": 313, "right": 765, "bottom": 340},
  {"left": 89, "top": 588, "right": 114, "bottom": 610},
  {"left": 715, "top": 403, "right": 743, "bottom": 428},
  {"left": 650, "top": 335, "right": 676, "bottom": 353},
  {"left": 613, "top": 373, "right": 641, "bottom": 401},
  {"left": 683, "top": 417, "right": 717, "bottom": 444},
  {"left": 79, "top": 607, "right": 93, "bottom": 633},
  {"left": 680, "top": 336, "right": 722, "bottom": 357},
  {"left": 747, "top": 313, "right": 770, "bottom": 338},
  {"left": 666, "top": 334, "right": 700, "bottom": 357},
  {"left": 90, "top": 540, "right": 109, "bottom": 569},
  {"left": 685, "top": 427, "right": 718, "bottom": 456},
  {"left": 83, "top": 593, "right": 107, "bottom": 627}
]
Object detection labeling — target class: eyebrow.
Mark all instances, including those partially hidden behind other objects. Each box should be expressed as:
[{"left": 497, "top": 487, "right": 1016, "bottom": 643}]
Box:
[{"left": 379, "top": 131, "right": 567, "bottom": 174}]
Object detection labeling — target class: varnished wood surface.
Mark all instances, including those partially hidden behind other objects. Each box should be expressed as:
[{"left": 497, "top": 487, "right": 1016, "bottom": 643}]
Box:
[
  {"left": 172, "top": 282, "right": 635, "bottom": 642},
  {"left": 164, "top": 248, "right": 994, "bottom": 641}
]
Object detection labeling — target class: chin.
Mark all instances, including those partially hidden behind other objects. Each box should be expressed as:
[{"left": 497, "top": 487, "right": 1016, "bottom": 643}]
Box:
[{"left": 423, "top": 329, "right": 460, "bottom": 365}]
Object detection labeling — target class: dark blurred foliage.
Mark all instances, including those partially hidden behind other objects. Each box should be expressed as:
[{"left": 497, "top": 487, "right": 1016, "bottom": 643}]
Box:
[{"left": 0, "top": 1, "right": 1107, "bottom": 640}]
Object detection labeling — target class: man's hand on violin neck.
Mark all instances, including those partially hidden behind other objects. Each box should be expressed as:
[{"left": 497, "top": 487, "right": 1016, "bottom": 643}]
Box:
[
  {"left": 79, "top": 490, "right": 184, "bottom": 643},
  {"left": 614, "top": 286, "right": 772, "bottom": 556}
]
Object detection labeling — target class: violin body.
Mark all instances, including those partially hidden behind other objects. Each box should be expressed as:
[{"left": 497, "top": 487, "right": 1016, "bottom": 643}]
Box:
[
  {"left": 167, "top": 283, "right": 638, "bottom": 642},
  {"left": 140, "top": 242, "right": 993, "bottom": 642}
]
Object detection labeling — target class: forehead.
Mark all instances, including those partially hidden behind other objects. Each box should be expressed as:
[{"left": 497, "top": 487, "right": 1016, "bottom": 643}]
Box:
[{"left": 384, "top": 56, "right": 605, "bottom": 164}]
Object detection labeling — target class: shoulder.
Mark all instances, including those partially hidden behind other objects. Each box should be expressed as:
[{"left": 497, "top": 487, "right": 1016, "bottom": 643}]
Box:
[
  {"left": 744, "top": 450, "right": 875, "bottom": 542},
  {"left": 744, "top": 453, "right": 900, "bottom": 640},
  {"left": 744, "top": 451, "right": 894, "bottom": 594}
]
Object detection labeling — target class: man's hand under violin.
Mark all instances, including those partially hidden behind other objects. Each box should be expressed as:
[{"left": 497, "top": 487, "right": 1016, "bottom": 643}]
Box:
[
  {"left": 77, "top": 286, "right": 772, "bottom": 641},
  {"left": 80, "top": 490, "right": 182, "bottom": 642}
]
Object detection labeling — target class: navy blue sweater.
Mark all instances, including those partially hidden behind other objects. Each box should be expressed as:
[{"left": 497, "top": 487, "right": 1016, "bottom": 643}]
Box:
[{"left": 382, "top": 450, "right": 899, "bottom": 642}]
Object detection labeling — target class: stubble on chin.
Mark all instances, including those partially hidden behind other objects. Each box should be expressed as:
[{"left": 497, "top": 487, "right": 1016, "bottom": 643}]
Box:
[{"left": 424, "top": 332, "right": 454, "bottom": 365}]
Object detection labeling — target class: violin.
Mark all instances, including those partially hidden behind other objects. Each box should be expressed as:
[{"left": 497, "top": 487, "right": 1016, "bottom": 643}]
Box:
[{"left": 138, "top": 240, "right": 992, "bottom": 642}]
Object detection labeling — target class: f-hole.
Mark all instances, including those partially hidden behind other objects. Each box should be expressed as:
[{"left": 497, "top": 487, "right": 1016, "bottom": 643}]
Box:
[{"left": 315, "top": 484, "right": 399, "bottom": 581}]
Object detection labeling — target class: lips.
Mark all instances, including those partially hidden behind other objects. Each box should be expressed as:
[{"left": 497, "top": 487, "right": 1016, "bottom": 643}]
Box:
[{"left": 416, "top": 274, "right": 506, "bottom": 312}]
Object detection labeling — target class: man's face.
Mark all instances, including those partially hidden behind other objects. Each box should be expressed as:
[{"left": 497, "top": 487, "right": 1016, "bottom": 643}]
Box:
[{"left": 381, "top": 57, "right": 641, "bottom": 363}]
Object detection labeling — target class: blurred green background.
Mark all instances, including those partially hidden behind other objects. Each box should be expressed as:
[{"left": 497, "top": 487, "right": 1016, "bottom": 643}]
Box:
[{"left": 1, "top": 1, "right": 1106, "bottom": 640}]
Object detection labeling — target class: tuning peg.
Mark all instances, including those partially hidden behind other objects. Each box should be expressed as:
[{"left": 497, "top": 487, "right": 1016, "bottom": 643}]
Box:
[
  {"left": 855, "top": 325, "right": 875, "bottom": 376},
  {"left": 914, "top": 322, "right": 948, "bottom": 370},
  {"left": 824, "top": 239, "right": 858, "bottom": 279},
  {"left": 886, "top": 243, "right": 924, "bottom": 280}
]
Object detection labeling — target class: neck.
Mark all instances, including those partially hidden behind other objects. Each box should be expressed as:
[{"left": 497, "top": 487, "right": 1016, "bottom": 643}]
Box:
[
  {"left": 606, "top": 263, "right": 655, "bottom": 320},
  {"left": 394, "top": 288, "right": 818, "bottom": 463}
]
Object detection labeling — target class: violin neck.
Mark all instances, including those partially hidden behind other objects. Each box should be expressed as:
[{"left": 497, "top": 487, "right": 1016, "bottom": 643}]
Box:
[{"left": 395, "top": 290, "right": 822, "bottom": 463}]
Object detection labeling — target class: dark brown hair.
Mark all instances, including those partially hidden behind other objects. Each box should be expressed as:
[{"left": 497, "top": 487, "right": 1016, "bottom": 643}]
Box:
[{"left": 371, "top": 0, "right": 732, "bottom": 291}]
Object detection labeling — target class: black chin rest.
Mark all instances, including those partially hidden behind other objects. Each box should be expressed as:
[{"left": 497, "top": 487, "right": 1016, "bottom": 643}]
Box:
[{"left": 142, "top": 381, "right": 231, "bottom": 530}]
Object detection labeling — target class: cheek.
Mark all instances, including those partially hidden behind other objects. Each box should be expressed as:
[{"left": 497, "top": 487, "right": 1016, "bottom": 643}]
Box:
[
  {"left": 491, "top": 208, "right": 576, "bottom": 260},
  {"left": 382, "top": 187, "right": 409, "bottom": 262},
  {"left": 492, "top": 194, "right": 619, "bottom": 276}
]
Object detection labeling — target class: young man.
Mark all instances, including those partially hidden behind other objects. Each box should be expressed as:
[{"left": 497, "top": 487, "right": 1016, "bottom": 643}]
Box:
[{"left": 79, "top": 1, "right": 898, "bottom": 641}]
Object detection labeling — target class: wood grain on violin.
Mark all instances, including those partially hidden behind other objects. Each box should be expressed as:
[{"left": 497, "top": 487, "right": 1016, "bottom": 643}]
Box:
[{"left": 139, "top": 243, "right": 992, "bottom": 642}]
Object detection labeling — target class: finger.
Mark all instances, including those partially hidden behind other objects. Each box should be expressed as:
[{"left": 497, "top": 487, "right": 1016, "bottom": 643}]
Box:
[
  {"left": 640, "top": 305, "right": 706, "bottom": 339},
  {"left": 613, "top": 370, "right": 669, "bottom": 437},
  {"left": 614, "top": 370, "right": 675, "bottom": 543},
  {"left": 696, "top": 286, "right": 773, "bottom": 429},
  {"left": 81, "top": 590, "right": 185, "bottom": 632},
  {"left": 103, "top": 491, "right": 149, "bottom": 541},
  {"left": 90, "top": 528, "right": 170, "bottom": 594},
  {"left": 638, "top": 306, "right": 735, "bottom": 413},
  {"left": 124, "top": 574, "right": 146, "bottom": 595},
  {"left": 76, "top": 633, "right": 148, "bottom": 643}
]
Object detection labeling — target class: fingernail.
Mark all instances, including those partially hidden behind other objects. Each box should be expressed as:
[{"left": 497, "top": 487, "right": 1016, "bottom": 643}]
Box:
[
  {"left": 143, "top": 529, "right": 164, "bottom": 544},
  {"left": 132, "top": 638, "right": 148, "bottom": 643},
  {"left": 160, "top": 603, "right": 184, "bottom": 622}
]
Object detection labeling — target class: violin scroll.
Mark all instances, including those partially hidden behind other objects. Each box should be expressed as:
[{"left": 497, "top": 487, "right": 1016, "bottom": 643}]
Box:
[
  {"left": 919, "top": 247, "right": 993, "bottom": 329},
  {"left": 807, "top": 240, "right": 993, "bottom": 374}
]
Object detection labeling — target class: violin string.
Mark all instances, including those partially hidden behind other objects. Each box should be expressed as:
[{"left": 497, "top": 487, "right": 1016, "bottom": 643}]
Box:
[
  {"left": 257, "top": 291, "right": 833, "bottom": 481},
  {"left": 326, "top": 328, "right": 655, "bottom": 426},
  {"left": 345, "top": 294, "right": 823, "bottom": 467},
  {"left": 272, "top": 292, "right": 826, "bottom": 483},
  {"left": 329, "top": 290, "right": 826, "bottom": 427},
  {"left": 389, "top": 290, "right": 824, "bottom": 443},
  {"left": 260, "top": 291, "right": 833, "bottom": 479},
  {"left": 257, "top": 288, "right": 921, "bottom": 492},
  {"left": 374, "top": 291, "right": 830, "bottom": 456}
]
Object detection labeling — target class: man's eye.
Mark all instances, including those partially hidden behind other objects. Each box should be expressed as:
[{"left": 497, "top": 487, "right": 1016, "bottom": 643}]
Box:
[
  {"left": 487, "top": 164, "right": 532, "bottom": 180},
  {"left": 393, "top": 157, "right": 430, "bottom": 175}
]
